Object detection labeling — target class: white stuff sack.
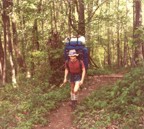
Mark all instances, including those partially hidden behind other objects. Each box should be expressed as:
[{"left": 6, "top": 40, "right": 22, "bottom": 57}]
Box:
[{"left": 70, "top": 36, "right": 86, "bottom": 44}]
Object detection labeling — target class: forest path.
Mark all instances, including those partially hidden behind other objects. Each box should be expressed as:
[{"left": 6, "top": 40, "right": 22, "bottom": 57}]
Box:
[{"left": 35, "top": 74, "right": 123, "bottom": 129}]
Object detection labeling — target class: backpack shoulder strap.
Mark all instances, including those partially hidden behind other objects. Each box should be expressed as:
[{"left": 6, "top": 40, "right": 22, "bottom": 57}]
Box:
[
  {"left": 65, "top": 60, "right": 70, "bottom": 71},
  {"left": 78, "top": 60, "right": 83, "bottom": 72}
]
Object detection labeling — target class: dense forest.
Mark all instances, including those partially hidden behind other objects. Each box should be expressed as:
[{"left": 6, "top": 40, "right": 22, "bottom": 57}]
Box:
[
  {"left": 0, "top": 0, "right": 144, "bottom": 86},
  {"left": 0, "top": 0, "right": 144, "bottom": 129}
]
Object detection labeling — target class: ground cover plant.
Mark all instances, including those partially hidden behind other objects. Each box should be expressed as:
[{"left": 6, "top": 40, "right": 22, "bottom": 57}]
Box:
[
  {"left": 74, "top": 67, "right": 144, "bottom": 129},
  {"left": 0, "top": 77, "right": 70, "bottom": 129}
]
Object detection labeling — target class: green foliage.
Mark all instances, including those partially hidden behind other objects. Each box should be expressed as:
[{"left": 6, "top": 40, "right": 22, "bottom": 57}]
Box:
[
  {"left": 87, "top": 68, "right": 114, "bottom": 76},
  {"left": 48, "top": 49, "right": 65, "bottom": 85},
  {"left": 74, "top": 67, "right": 144, "bottom": 129},
  {"left": 0, "top": 77, "right": 70, "bottom": 129}
]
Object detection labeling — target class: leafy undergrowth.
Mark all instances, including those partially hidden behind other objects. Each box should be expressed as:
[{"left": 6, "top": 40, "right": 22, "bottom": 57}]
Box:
[
  {"left": 87, "top": 67, "right": 129, "bottom": 76},
  {"left": 74, "top": 67, "right": 144, "bottom": 129},
  {"left": 0, "top": 77, "right": 70, "bottom": 129},
  {"left": 87, "top": 68, "right": 114, "bottom": 76}
]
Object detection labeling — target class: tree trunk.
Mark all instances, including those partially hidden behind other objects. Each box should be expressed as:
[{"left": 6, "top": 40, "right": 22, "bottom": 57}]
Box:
[
  {"left": 12, "top": 19, "right": 25, "bottom": 72},
  {"left": 106, "top": 1, "right": 111, "bottom": 67},
  {"left": 32, "top": 20, "right": 40, "bottom": 50},
  {"left": 67, "top": 0, "right": 85, "bottom": 36},
  {"left": 2, "top": 0, "right": 17, "bottom": 86},
  {"left": 116, "top": 0, "right": 120, "bottom": 68},
  {"left": 7, "top": 15, "right": 17, "bottom": 86},
  {"left": 123, "top": 0, "right": 129, "bottom": 67},
  {"left": 133, "top": 0, "right": 143, "bottom": 65},
  {"left": 123, "top": 31, "right": 128, "bottom": 66},
  {"left": 107, "top": 28, "right": 111, "bottom": 67},
  {"left": 30, "top": 0, "right": 43, "bottom": 76},
  {"left": 78, "top": 0, "right": 85, "bottom": 36},
  {"left": 2, "top": 0, "right": 8, "bottom": 85},
  {"left": 0, "top": 35, "right": 4, "bottom": 86}
]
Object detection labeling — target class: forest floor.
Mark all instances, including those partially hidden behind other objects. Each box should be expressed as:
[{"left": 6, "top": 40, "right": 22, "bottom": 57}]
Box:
[{"left": 35, "top": 74, "right": 123, "bottom": 129}]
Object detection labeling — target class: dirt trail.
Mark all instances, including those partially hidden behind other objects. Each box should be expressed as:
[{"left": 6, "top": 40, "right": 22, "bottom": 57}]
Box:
[{"left": 35, "top": 74, "right": 123, "bottom": 129}]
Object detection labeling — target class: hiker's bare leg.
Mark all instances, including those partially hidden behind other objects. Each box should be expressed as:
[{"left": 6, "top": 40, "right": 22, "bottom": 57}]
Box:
[
  {"left": 70, "top": 82, "right": 78, "bottom": 109},
  {"left": 70, "top": 81, "right": 81, "bottom": 109},
  {"left": 73, "top": 81, "right": 80, "bottom": 101},
  {"left": 74, "top": 81, "right": 80, "bottom": 93},
  {"left": 70, "top": 82, "right": 75, "bottom": 93},
  {"left": 70, "top": 82, "right": 75, "bottom": 101},
  {"left": 71, "top": 82, "right": 79, "bottom": 100}
]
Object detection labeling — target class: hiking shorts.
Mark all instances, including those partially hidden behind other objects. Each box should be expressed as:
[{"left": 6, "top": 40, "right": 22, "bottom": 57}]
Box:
[{"left": 70, "top": 73, "right": 81, "bottom": 83}]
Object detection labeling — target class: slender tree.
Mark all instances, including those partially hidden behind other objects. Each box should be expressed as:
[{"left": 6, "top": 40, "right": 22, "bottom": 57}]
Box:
[
  {"left": 67, "top": 0, "right": 85, "bottom": 35},
  {"left": 12, "top": 14, "right": 25, "bottom": 72},
  {"left": 78, "top": 0, "right": 85, "bottom": 35},
  {"left": 106, "top": 1, "right": 111, "bottom": 67},
  {"left": 116, "top": 0, "right": 121, "bottom": 68},
  {"left": 2, "top": 0, "right": 8, "bottom": 85},
  {"left": 0, "top": 35, "right": 4, "bottom": 85},
  {"left": 133, "top": 0, "right": 143, "bottom": 65},
  {"left": 2, "top": 0, "right": 17, "bottom": 86}
]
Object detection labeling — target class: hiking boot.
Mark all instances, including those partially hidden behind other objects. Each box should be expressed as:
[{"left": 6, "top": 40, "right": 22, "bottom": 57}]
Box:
[
  {"left": 71, "top": 100, "right": 77, "bottom": 110},
  {"left": 69, "top": 101, "right": 73, "bottom": 107}
]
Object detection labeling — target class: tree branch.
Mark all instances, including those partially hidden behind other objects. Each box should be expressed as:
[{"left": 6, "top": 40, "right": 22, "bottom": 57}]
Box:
[{"left": 85, "top": 0, "right": 108, "bottom": 25}]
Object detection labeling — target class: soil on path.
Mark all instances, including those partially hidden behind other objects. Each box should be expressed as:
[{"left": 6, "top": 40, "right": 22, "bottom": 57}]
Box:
[{"left": 35, "top": 74, "right": 123, "bottom": 129}]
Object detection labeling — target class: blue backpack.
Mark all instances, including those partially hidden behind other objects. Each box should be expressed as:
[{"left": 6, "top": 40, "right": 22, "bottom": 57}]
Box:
[{"left": 64, "top": 41, "right": 89, "bottom": 70}]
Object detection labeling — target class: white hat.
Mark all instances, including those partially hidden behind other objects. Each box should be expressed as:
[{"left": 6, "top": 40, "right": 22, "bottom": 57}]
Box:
[{"left": 68, "top": 49, "right": 79, "bottom": 56}]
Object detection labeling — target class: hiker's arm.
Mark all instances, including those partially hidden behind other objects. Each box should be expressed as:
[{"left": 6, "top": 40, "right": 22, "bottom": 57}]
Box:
[
  {"left": 80, "top": 67, "right": 86, "bottom": 85},
  {"left": 63, "top": 68, "right": 69, "bottom": 83}
]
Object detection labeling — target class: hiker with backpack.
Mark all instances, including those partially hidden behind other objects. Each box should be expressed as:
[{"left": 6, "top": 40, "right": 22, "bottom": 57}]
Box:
[{"left": 63, "top": 49, "right": 86, "bottom": 109}]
